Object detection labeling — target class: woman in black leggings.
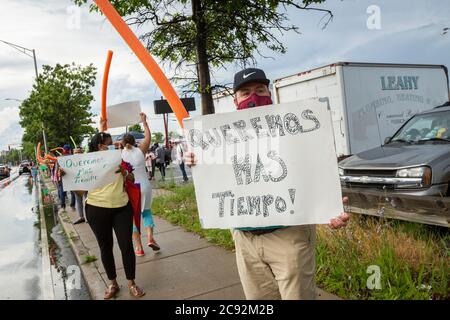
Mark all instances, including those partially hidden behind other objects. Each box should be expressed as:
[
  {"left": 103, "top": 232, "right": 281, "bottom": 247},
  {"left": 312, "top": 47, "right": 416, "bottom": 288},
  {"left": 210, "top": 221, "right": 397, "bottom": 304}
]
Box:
[{"left": 84, "top": 132, "right": 145, "bottom": 299}]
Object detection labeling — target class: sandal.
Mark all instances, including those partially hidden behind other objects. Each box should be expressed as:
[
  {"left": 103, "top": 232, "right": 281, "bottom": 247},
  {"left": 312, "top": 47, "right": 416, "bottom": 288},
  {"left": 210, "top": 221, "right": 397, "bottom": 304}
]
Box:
[
  {"left": 104, "top": 284, "right": 120, "bottom": 299},
  {"left": 129, "top": 285, "right": 145, "bottom": 298},
  {"left": 147, "top": 240, "right": 160, "bottom": 251}
]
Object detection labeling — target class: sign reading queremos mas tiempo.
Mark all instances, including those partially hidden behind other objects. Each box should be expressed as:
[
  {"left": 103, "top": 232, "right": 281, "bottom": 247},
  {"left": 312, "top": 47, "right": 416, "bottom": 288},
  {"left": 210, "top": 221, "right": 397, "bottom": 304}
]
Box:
[{"left": 183, "top": 99, "right": 343, "bottom": 229}]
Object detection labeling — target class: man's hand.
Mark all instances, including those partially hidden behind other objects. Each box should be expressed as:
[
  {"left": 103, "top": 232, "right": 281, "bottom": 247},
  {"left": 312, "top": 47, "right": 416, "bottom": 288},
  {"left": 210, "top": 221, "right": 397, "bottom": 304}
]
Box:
[
  {"left": 59, "top": 168, "right": 66, "bottom": 177},
  {"left": 328, "top": 196, "right": 350, "bottom": 229},
  {"left": 184, "top": 151, "right": 197, "bottom": 167}
]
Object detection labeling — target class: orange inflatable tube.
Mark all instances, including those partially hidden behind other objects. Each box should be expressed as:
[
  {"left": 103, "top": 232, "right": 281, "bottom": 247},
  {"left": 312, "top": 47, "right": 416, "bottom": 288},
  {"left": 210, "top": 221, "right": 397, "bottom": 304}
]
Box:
[
  {"left": 45, "top": 155, "right": 58, "bottom": 162},
  {"left": 94, "top": 0, "right": 189, "bottom": 128},
  {"left": 101, "top": 50, "right": 113, "bottom": 130},
  {"left": 36, "top": 142, "right": 45, "bottom": 164}
]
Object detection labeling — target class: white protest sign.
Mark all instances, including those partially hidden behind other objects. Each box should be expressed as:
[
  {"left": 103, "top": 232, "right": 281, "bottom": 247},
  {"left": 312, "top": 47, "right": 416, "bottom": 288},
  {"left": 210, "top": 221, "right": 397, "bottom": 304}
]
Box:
[
  {"left": 58, "top": 150, "right": 122, "bottom": 191},
  {"left": 183, "top": 99, "right": 343, "bottom": 229},
  {"left": 106, "top": 100, "right": 141, "bottom": 128}
]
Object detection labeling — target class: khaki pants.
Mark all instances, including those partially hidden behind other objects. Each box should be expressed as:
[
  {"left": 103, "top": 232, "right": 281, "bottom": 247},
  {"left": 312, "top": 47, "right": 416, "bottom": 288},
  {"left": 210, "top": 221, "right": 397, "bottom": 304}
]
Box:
[{"left": 233, "top": 225, "right": 316, "bottom": 300}]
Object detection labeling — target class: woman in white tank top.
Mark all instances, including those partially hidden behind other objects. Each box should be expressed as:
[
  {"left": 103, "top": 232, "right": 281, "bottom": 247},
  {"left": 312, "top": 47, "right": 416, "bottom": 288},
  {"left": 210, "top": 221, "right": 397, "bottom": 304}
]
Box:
[{"left": 121, "top": 113, "right": 160, "bottom": 256}]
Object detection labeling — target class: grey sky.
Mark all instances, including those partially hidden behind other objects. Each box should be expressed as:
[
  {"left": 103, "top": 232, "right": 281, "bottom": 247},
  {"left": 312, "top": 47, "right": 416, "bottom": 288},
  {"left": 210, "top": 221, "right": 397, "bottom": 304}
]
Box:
[{"left": 0, "top": 0, "right": 449, "bottom": 151}]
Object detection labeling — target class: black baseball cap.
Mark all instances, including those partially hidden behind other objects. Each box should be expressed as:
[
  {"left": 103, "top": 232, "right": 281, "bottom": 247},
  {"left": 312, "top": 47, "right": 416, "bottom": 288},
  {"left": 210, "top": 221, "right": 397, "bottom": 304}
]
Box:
[{"left": 233, "top": 68, "right": 270, "bottom": 92}]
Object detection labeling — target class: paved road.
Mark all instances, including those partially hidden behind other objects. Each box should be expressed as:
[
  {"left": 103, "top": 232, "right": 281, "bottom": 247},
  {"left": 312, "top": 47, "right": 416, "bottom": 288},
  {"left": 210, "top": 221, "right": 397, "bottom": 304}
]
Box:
[
  {"left": 0, "top": 174, "right": 42, "bottom": 299},
  {"left": 0, "top": 174, "right": 90, "bottom": 299}
]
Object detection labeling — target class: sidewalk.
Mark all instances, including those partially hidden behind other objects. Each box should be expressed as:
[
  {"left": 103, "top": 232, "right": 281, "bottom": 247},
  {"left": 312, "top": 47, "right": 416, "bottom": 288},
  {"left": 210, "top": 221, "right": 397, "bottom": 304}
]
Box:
[{"left": 55, "top": 186, "right": 340, "bottom": 300}]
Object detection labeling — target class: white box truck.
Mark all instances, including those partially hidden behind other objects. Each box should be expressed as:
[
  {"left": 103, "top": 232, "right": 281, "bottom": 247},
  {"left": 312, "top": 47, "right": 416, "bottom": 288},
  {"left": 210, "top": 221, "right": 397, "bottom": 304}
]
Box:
[
  {"left": 272, "top": 62, "right": 449, "bottom": 158},
  {"left": 213, "top": 62, "right": 450, "bottom": 158},
  {"left": 213, "top": 88, "right": 235, "bottom": 114}
]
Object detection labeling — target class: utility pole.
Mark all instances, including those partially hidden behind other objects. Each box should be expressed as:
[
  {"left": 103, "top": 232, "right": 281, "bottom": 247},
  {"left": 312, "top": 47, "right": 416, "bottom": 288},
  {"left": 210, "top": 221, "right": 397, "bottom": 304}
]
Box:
[{"left": 0, "top": 40, "right": 48, "bottom": 154}]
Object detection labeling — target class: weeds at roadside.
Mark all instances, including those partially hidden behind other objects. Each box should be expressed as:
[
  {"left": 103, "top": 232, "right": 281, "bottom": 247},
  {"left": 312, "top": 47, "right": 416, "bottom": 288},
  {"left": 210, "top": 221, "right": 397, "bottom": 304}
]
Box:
[
  {"left": 152, "top": 184, "right": 449, "bottom": 300},
  {"left": 83, "top": 255, "right": 97, "bottom": 264}
]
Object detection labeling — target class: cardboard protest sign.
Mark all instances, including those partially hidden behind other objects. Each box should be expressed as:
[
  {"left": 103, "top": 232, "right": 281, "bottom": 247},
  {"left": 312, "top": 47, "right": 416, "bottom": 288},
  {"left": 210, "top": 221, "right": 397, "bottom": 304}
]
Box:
[
  {"left": 58, "top": 150, "right": 122, "bottom": 191},
  {"left": 106, "top": 101, "right": 142, "bottom": 128},
  {"left": 183, "top": 99, "right": 343, "bottom": 229}
]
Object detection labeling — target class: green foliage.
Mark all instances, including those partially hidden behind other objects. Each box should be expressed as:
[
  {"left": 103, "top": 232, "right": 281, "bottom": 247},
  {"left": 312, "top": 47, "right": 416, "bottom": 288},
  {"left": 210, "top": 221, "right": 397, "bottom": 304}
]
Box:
[
  {"left": 1, "top": 149, "right": 20, "bottom": 164},
  {"left": 168, "top": 131, "right": 179, "bottom": 139},
  {"left": 74, "top": 0, "right": 330, "bottom": 113},
  {"left": 128, "top": 123, "right": 144, "bottom": 133},
  {"left": 21, "top": 141, "right": 36, "bottom": 160},
  {"left": 83, "top": 255, "right": 98, "bottom": 264},
  {"left": 19, "top": 63, "right": 97, "bottom": 149},
  {"left": 152, "top": 132, "right": 165, "bottom": 144}
]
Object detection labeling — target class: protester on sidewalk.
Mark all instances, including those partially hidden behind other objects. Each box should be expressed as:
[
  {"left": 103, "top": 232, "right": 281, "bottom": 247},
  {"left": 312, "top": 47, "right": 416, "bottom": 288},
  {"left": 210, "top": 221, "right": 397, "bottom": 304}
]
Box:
[
  {"left": 62, "top": 144, "right": 77, "bottom": 212},
  {"left": 122, "top": 113, "right": 160, "bottom": 256},
  {"left": 149, "top": 144, "right": 157, "bottom": 180},
  {"left": 72, "top": 146, "right": 87, "bottom": 225},
  {"left": 173, "top": 139, "right": 189, "bottom": 182},
  {"left": 54, "top": 151, "right": 67, "bottom": 213},
  {"left": 145, "top": 151, "right": 155, "bottom": 180},
  {"left": 81, "top": 128, "right": 145, "bottom": 299},
  {"left": 30, "top": 162, "right": 38, "bottom": 184},
  {"left": 186, "top": 68, "right": 350, "bottom": 300},
  {"left": 154, "top": 143, "right": 166, "bottom": 180}
]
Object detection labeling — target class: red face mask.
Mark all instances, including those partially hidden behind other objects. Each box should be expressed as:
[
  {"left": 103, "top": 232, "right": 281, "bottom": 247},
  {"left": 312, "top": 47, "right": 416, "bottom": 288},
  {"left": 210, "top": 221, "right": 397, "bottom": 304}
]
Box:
[{"left": 237, "top": 93, "right": 273, "bottom": 110}]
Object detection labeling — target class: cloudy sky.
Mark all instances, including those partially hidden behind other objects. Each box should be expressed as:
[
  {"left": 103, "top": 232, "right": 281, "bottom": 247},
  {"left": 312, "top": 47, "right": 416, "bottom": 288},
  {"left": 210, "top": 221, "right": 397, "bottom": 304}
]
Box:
[{"left": 0, "top": 0, "right": 449, "bottom": 151}]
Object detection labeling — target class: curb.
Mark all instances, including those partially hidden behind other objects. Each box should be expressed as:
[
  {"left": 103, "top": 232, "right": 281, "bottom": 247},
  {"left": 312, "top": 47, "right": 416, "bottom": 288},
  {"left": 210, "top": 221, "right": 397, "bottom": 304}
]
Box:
[
  {"left": 37, "top": 173, "right": 55, "bottom": 300},
  {"left": 41, "top": 177, "right": 104, "bottom": 300},
  {"left": 57, "top": 209, "right": 105, "bottom": 300}
]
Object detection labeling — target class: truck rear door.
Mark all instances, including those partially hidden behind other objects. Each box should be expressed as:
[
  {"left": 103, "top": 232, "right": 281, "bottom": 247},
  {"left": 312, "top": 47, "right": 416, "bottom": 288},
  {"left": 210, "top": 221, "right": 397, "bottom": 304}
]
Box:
[{"left": 342, "top": 64, "right": 449, "bottom": 154}]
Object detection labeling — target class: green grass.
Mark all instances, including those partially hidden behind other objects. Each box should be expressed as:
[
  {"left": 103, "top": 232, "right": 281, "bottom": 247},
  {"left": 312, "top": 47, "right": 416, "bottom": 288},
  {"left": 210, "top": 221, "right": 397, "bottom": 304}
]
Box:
[
  {"left": 83, "top": 255, "right": 98, "bottom": 264},
  {"left": 152, "top": 184, "right": 449, "bottom": 300},
  {"left": 151, "top": 166, "right": 178, "bottom": 190},
  {"left": 152, "top": 184, "right": 235, "bottom": 250}
]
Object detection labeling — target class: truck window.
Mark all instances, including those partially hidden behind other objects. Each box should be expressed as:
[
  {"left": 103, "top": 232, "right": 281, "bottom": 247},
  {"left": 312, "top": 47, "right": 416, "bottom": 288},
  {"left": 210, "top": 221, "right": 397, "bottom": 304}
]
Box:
[{"left": 392, "top": 111, "right": 450, "bottom": 142}]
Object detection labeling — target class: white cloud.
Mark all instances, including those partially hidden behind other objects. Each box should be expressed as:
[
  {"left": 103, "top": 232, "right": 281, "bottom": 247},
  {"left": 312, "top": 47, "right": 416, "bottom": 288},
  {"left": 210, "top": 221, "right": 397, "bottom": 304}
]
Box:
[{"left": 0, "top": 106, "right": 22, "bottom": 150}]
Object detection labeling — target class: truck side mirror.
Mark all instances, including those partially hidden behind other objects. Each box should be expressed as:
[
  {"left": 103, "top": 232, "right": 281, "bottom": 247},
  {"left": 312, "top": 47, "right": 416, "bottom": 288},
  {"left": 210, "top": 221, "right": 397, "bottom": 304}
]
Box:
[{"left": 384, "top": 137, "right": 391, "bottom": 145}]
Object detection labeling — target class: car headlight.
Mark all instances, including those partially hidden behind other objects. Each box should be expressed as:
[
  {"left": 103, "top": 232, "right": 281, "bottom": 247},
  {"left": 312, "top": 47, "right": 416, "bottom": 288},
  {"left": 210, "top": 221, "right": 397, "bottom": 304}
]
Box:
[
  {"left": 396, "top": 166, "right": 428, "bottom": 178},
  {"left": 396, "top": 166, "right": 432, "bottom": 187},
  {"left": 338, "top": 168, "right": 344, "bottom": 176}
]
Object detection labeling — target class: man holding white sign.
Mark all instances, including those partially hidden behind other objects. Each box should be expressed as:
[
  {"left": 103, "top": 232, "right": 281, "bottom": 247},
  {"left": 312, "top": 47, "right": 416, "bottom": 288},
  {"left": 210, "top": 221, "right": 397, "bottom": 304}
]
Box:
[{"left": 185, "top": 68, "right": 349, "bottom": 300}]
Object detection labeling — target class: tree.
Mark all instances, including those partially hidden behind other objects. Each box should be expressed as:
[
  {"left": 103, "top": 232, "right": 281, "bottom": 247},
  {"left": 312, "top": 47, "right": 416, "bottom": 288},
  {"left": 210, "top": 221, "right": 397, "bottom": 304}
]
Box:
[
  {"left": 19, "top": 63, "right": 97, "bottom": 149},
  {"left": 21, "top": 141, "right": 36, "bottom": 161},
  {"left": 128, "top": 123, "right": 144, "bottom": 133},
  {"left": 3, "top": 149, "right": 21, "bottom": 165},
  {"left": 74, "top": 0, "right": 331, "bottom": 115},
  {"left": 152, "top": 132, "right": 165, "bottom": 144},
  {"left": 169, "top": 131, "right": 179, "bottom": 139}
]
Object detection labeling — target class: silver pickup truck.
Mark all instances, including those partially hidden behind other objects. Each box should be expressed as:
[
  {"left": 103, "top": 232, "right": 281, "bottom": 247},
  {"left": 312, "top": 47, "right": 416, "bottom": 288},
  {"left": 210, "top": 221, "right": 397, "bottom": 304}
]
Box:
[{"left": 339, "top": 102, "right": 450, "bottom": 227}]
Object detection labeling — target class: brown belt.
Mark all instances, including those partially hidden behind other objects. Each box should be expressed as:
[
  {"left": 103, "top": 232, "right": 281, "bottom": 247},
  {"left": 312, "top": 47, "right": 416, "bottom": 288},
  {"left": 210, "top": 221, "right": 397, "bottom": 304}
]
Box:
[{"left": 242, "top": 228, "right": 281, "bottom": 236}]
